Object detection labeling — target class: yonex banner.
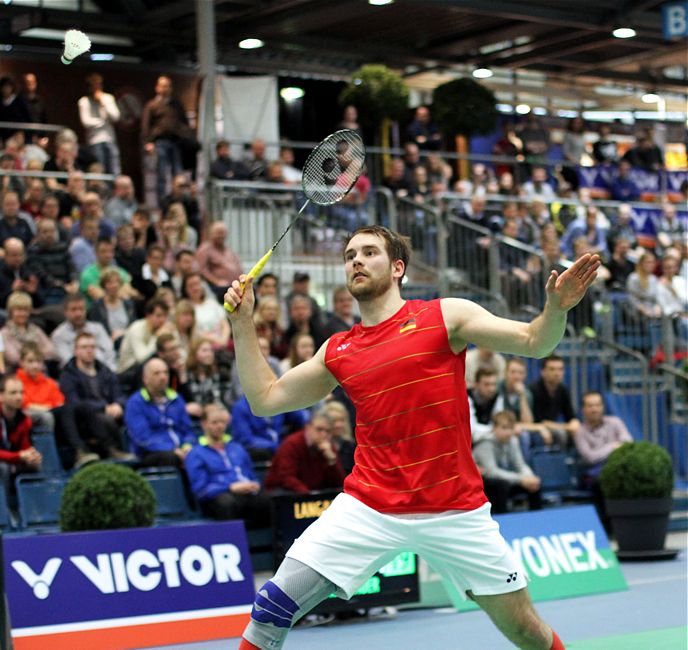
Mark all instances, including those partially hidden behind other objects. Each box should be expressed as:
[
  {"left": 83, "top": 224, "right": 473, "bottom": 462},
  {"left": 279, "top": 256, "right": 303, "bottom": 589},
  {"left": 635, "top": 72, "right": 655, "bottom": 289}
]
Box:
[
  {"left": 415, "top": 505, "right": 627, "bottom": 611},
  {"left": 4, "top": 522, "right": 255, "bottom": 650}
]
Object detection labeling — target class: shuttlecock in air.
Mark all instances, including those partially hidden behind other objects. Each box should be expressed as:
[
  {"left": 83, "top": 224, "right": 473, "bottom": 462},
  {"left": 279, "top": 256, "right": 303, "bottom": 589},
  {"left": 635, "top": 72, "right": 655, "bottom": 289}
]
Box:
[{"left": 61, "top": 29, "right": 91, "bottom": 65}]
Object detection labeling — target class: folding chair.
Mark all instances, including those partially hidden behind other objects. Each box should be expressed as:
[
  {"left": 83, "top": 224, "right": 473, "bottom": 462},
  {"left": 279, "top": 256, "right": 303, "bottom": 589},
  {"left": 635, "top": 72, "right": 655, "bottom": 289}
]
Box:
[
  {"left": 32, "top": 434, "right": 65, "bottom": 476},
  {"left": 16, "top": 475, "right": 66, "bottom": 531},
  {"left": 137, "top": 467, "right": 194, "bottom": 521}
]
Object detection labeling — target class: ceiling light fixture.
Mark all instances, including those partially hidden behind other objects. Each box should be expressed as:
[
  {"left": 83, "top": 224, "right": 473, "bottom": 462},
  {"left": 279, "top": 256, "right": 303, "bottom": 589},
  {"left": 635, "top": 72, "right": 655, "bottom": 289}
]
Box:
[
  {"left": 472, "top": 68, "right": 493, "bottom": 79},
  {"left": 641, "top": 92, "right": 660, "bottom": 103},
  {"left": 280, "top": 87, "right": 305, "bottom": 101},
  {"left": 368, "top": 0, "right": 395, "bottom": 5},
  {"left": 239, "top": 38, "right": 264, "bottom": 49},
  {"left": 515, "top": 104, "right": 531, "bottom": 114},
  {"left": 612, "top": 27, "right": 636, "bottom": 38}
]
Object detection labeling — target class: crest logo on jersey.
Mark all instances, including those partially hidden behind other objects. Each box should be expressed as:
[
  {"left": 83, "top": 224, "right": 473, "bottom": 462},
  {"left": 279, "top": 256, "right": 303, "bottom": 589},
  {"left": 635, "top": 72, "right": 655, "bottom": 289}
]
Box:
[{"left": 399, "top": 318, "right": 416, "bottom": 334}]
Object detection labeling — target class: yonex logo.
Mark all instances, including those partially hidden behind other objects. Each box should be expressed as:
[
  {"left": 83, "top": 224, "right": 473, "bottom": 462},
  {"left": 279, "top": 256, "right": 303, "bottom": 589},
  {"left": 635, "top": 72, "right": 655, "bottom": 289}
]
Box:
[
  {"left": 336, "top": 343, "right": 351, "bottom": 352},
  {"left": 506, "top": 572, "right": 518, "bottom": 583}
]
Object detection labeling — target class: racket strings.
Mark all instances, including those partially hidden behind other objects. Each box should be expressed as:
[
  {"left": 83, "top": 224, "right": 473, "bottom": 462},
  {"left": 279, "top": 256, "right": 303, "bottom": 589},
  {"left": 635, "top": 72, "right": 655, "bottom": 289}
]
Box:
[{"left": 301, "top": 130, "right": 365, "bottom": 206}]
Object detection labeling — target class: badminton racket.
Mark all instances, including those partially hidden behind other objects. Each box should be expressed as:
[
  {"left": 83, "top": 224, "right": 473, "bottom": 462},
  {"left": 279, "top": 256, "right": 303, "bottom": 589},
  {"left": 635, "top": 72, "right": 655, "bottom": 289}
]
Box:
[{"left": 224, "top": 129, "right": 366, "bottom": 312}]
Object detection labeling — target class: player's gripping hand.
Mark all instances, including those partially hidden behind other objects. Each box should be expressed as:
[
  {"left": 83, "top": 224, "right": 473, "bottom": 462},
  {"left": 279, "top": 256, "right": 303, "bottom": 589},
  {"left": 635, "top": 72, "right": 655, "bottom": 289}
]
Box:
[{"left": 224, "top": 274, "right": 255, "bottom": 319}]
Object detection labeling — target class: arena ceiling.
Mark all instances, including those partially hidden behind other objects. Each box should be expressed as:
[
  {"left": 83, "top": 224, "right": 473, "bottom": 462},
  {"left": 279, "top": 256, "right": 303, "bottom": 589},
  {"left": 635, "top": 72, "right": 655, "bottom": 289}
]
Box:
[{"left": 3, "top": 0, "right": 687, "bottom": 105}]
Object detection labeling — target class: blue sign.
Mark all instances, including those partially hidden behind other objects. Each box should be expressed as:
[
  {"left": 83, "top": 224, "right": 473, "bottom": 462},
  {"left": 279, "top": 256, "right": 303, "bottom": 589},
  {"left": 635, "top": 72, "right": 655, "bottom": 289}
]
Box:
[
  {"left": 4, "top": 522, "right": 255, "bottom": 630},
  {"left": 662, "top": 2, "right": 688, "bottom": 39}
]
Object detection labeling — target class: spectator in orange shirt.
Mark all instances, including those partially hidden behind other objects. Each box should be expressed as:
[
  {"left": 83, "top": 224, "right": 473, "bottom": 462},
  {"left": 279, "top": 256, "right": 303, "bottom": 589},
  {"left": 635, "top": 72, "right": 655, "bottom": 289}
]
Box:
[{"left": 195, "top": 222, "right": 243, "bottom": 302}]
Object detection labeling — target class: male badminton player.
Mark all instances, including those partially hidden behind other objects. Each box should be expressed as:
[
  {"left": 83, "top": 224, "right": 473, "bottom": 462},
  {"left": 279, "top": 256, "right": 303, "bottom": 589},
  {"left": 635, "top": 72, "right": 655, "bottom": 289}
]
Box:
[{"left": 225, "top": 225, "right": 600, "bottom": 650}]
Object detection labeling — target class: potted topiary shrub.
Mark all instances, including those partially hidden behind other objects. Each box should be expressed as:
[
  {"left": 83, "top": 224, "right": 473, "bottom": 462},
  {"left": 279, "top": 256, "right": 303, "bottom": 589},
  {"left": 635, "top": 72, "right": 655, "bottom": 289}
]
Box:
[
  {"left": 60, "top": 463, "right": 156, "bottom": 532},
  {"left": 599, "top": 441, "right": 675, "bottom": 559}
]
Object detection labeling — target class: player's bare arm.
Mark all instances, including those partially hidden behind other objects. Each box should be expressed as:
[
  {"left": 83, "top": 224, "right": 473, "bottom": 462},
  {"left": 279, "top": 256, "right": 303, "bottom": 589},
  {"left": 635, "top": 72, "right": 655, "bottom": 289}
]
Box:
[
  {"left": 442, "top": 253, "right": 601, "bottom": 357},
  {"left": 225, "top": 275, "right": 338, "bottom": 416}
]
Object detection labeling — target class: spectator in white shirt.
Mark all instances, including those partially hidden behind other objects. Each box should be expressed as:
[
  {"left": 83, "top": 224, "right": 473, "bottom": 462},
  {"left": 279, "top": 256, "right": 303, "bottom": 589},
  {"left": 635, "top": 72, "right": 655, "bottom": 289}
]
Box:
[{"left": 78, "top": 74, "right": 121, "bottom": 175}]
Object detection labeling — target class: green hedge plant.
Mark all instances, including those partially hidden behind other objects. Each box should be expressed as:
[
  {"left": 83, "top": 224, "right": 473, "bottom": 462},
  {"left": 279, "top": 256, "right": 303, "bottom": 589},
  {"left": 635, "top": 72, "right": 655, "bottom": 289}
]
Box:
[
  {"left": 599, "top": 441, "right": 674, "bottom": 500},
  {"left": 431, "top": 77, "right": 498, "bottom": 138},
  {"left": 60, "top": 463, "right": 156, "bottom": 532}
]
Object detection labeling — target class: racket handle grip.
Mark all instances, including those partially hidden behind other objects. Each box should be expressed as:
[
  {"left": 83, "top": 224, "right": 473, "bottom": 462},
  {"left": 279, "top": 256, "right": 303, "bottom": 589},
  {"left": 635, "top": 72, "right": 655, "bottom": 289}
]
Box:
[{"left": 224, "top": 249, "right": 273, "bottom": 313}]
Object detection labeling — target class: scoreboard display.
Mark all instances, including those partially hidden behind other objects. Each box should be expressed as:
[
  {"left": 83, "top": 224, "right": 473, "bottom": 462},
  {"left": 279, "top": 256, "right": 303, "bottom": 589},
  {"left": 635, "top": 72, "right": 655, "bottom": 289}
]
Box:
[{"left": 270, "top": 490, "right": 420, "bottom": 613}]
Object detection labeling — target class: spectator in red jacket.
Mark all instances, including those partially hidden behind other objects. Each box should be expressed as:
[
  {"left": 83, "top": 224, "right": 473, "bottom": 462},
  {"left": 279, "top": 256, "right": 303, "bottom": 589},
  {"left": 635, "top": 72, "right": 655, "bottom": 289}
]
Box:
[
  {"left": 0, "top": 374, "right": 42, "bottom": 489},
  {"left": 264, "top": 410, "right": 345, "bottom": 494}
]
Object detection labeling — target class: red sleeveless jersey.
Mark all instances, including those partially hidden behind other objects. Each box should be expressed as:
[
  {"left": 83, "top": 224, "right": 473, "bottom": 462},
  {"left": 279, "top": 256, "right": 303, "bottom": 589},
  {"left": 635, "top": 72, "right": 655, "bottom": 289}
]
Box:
[{"left": 325, "top": 299, "right": 487, "bottom": 513}]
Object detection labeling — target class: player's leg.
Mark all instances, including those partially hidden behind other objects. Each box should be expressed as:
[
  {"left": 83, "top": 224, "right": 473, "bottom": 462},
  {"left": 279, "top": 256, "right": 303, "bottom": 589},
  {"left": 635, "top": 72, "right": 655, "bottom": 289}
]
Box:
[
  {"left": 239, "top": 557, "right": 337, "bottom": 650},
  {"left": 470, "top": 588, "right": 564, "bottom": 650}
]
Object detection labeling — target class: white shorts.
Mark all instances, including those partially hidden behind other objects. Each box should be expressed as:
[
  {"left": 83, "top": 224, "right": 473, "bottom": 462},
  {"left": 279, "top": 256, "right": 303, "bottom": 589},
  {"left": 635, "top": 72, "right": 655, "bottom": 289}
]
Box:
[{"left": 286, "top": 492, "right": 528, "bottom": 601}]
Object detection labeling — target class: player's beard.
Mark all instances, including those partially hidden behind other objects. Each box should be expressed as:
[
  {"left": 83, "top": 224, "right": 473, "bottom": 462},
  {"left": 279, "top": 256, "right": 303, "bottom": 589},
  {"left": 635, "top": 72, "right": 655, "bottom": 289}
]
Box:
[{"left": 347, "top": 267, "right": 394, "bottom": 301}]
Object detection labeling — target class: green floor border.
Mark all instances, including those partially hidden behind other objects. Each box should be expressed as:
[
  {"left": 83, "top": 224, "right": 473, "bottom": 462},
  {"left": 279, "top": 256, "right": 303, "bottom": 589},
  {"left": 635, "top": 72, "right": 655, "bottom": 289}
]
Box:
[{"left": 567, "top": 626, "right": 687, "bottom": 649}]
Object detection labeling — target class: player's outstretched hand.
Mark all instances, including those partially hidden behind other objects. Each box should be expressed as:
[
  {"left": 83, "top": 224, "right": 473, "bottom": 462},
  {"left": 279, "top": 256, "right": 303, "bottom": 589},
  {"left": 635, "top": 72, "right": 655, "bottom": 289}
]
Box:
[
  {"left": 224, "top": 274, "right": 255, "bottom": 319},
  {"left": 545, "top": 253, "right": 601, "bottom": 312}
]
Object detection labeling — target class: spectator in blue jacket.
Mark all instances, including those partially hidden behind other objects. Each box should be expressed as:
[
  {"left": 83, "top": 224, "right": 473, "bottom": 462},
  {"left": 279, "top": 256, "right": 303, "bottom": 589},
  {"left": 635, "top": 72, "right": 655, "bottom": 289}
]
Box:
[
  {"left": 609, "top": 160, "right": 640, "bottom": 202},
  {"left": 230, "top": 394, "right": 308, "bottom": 461},
  {"left": 185, "top": 404, "right": 270, "bottom": 527},
  {"left": 124, "top": 357, "right": 196, "bottom": 467},
  {"left": 59, "top": 331, "right": 133, "bottom": 465}
]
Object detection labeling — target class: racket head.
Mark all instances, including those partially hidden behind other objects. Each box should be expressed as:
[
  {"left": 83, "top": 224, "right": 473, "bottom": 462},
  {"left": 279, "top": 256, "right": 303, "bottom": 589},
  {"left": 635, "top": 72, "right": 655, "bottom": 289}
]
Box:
[{"left": 301, "top": 129, "right": 366, "bottom": 206}]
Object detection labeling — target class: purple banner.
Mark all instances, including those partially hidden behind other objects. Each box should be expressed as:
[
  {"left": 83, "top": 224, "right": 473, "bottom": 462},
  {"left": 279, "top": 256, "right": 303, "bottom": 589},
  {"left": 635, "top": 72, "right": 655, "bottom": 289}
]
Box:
[{"left": 577, "top": 165, "right": 688, "bottom": 195}]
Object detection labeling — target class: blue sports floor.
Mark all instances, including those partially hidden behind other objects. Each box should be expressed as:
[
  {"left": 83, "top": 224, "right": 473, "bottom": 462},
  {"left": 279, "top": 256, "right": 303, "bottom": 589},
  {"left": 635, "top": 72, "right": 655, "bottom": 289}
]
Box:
[{"left": 149, "top": 531, "right": 687, "bottom": 650}]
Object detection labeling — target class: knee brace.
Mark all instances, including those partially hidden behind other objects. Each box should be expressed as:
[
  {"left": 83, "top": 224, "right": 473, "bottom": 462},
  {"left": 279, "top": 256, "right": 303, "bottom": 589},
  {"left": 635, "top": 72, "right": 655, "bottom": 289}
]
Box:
[{"left": 251, "top": 580, "right": 300, "bottom": 629}]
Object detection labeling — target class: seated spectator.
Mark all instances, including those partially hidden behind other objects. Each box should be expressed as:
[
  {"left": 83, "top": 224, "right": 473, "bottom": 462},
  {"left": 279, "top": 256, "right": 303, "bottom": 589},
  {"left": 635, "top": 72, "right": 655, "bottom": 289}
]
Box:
[
  {"left": 562, "top": 117, "right": 586, "bottom": 167},
  {"left": 324, "top": 285, "right": 360, "bottom": 337},
  {"left": 626, "top": 252, "right": 662, "bottom": 319},
  {"left": 492, "top": 124, "right": 522, "bottom": 179},
  {"left": 279, "top": 146, "right": 302, "bottom": 184},
  {"left": 185, "top": 403, "right": 270, "bottom": 526},
  {"left": 322, "top": 400, "right": 356, "bottom": 476},
  {"left": 411, "top": 165, "right": 432, "bottom": 204},
  {"left": 254, "top": 295, "right": 288, "bottom": 359},
  {"left": 159, "top": 207, "right": 196, "bottom": 272},
  {"left": 161, "top": 174, "right": 201, "bottom": 237},
  {"left": 497, "top": 357, "right": 536, "bottom": 426},
  {"left": 529, "top": 355, "right": 579, "bottom": 449},
  {"left": 132, "top": 243, "right": 172, "bottom": 301},
  {"left": 170, "top": 249, "right": 198, "bottom": 298},
  {"left": 182, "top": 272, "right": 231, "bottom": 349},
  {"left": 0, "top": 191, "right": 34, "bottom": 248},
  {"left": 605, "top": 238, "right": 636, "bottom": 292},
  {"left": 114, "top": 224, "right": 146, "bottom": 279},
  {"left": 117, "top": 298, "right": 172, "bottom": 373},
  {"left": 518, "top": 114, "right": 550, "bottom": 164},
  {"left": 607, "top": 204, "right": 638, "bottom": 252},
  {"left": 264, "top": 410, "right": 345, "bottom": 494},
  {"left": 22, "top": 179, "right": 46, "bottom": 220},
  {"left": 473, "top": 411, "right": 542, "bottom": 514},
  {"left": 131, "top": 206, "right": 157, "bottom": 250},
  {"left": 425, "top": 153, "right": 453, "bottom": 191},
  {"left": 0, "top": 374, "right": 42, "bottom": 489},
  {"left": 51, "top": 293, "right": 116, "bottom": 370},
  {"left": 80, "top": 237, "right": 134, "bottom": 306},
  {"left": 1, "top": 291, "right": 57, "bottom": 370},
  {"left": 656, "top": 203, "right": 685, "bottom": 255},
  {"left": 55, "top": 169, "right": 86, "bottom": 220},
  {"left": 574, "top": 392, "right": 633, "bottom": 531},
  {"left": 280, "top": 332, "right": 315, "bottom": 375},
  {"left": 195, "top": 222, "right": 243, "bottom": 302},
  {"left": 465, "top": 346, "right": 506, "bottom": 390},
  {"left": 0, "top": 238, "right": 42, "bottom": 310},
  {"left": 69, "top": 214, "right": 100, "bottom": 274},
  {"left": 16, "top": 342, "right": 64, "bottom": 434},
  {"left": 468, "top": 368, "right": 502, "bottom": 443},
  {"left": 284, "top": 293, "right": 325, "bottom": 350},
  {"left": 227, "top": 335, "right": 281, "bottom": 409},
  {"left": 124, "top": 358, "right": 196, "bottom": 467},
  {"left": 181, "top": 337, "right": 232, "bottom": 419},
  {"left": 520, "top": 166, "right": 555, "bottom": 201},
  {"left": 609, "top": 160, "right": 640, "bottom": 202},
  {"left": 592, "top": 124, "right": 619, "bottom": 165},
  {"left": 658, "top": 254, "right": 688, "bottom": 339},
  {"left": 0, "top": 153, "right": 25, "bottom": 199},
  {"left": 210, "top": 140, "right": 248, "bottom": 180},
  {"left": 622, "top": 131, "right": 663, "bottom": 171},
  {"left": 87, "top": 268, "right": 137, "bottom": 346},
  {"left": 58, "top": 331, "right": 131, "bottom": 465},
  {"left": 242, "top": 138, "right": 268, "bottom": 181},
  {"left": 230, "top": 395, "right": 307, "bottom": 461},
  {"left": 103, "top": 175, "right": 137, "bottom": 229},
  {"left": 561, "top": 205, "right": 608, "bottom": 260},
  {"left": 27, "top": 218, "right": 79, "bottom": 305},
  {"left": 285, "top": 271, "right": 323, "bottom": 323},
  {"left": 172, "top": 299, "right": 196, "bottom": 362},
  {"left": 407, "top": 105, "right": 442, "bottom": 150},
  {"left": 383, "top": 159, "right": 414, "bottom": 199},
  {"left": 254, "top": 272, "right": 288, "bottom": 318}
]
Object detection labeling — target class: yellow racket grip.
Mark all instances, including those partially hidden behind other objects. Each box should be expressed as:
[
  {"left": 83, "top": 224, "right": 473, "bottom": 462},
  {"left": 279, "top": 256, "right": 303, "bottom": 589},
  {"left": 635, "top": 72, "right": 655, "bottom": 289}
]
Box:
[{"left": 224, "top": 249, "right": 274, "bottom": 313}]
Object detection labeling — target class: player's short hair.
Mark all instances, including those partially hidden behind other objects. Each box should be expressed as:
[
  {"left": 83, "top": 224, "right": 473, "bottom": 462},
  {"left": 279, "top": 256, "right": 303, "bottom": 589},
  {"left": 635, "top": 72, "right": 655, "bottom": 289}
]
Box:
[
  {"left": 492, "top": 411, "right": 516, "bottom": 427},
  {"left": 344, "top": 225, "right": 411, "bottom": 288}
]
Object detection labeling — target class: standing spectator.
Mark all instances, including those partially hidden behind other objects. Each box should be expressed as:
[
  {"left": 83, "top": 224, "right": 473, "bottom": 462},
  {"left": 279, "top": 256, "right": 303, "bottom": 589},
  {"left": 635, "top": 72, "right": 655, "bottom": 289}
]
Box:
[
  {"left": 195, "top": 221, "right": 243, "bottom": 302},
  {"left": 0, "top": 77, "right": 31, "bottom": 144},
  {"left": 0, "top": 191, "right": 34, "bottom": 248},
  {"left": 160, "top": 175, "right": 201, "bottom": 237},
  {"left": 117, "top": 298, "right": 172, "bottom": 373},
  {"left": 242, "top": 138, "right": 268, "bottom": 181},
  {"left": 58, "top": 331, "right": 132, "bottom": 463},
  {"left": 87, "top": 268, "right": 137, "bottom": 346},
  {"left": 0, "top": 238, "right": 41, "bottom": 310},
  {"left": 78, "top": 74, "right": 121, "bottom": 175},
  {"left": 181, "top": 272, "right": 230, "bottom": 349},
  {"left": 1, "top": 291, "right": 57, "bottom": 370},
  {"left": 104, "top": 175, "right": 138, "bottom": 229},
  {"left": 529, "top": 355, "right": 579, "bottom": 448},
  {"left": 518, "top": 114, "right": 550, "bottom": 165},
  {"left": 210, "top": 140, "right": 248, "bottom": 180},
  {"left": 264, "top": 410, "right": 345, "bottom": 494},
  {"left": 141, "top": 76, "right": 189, "bottom": 203},
  {"left": 626, "top": 252, "right": 662, "bottom": 319},
  {"left": 406, "top": 106, "right": 442, "bottom": 151},
  {"left": 50, "top": 293, "right": 116, "bottom": 370},
  {"left": 592, "top": 124, "right": 619, "bottom": 165},
  {"left": 324, "top": 286, "right": 360, "bottom": 337},
  {"left": 464, "top": 346, "right": 506, "bottom": 390},
  {"left": 622, "top": 131, "right": 663, "bottom": 171},
  {"left": 124, "top": 357, "right": 196, "bottom": 467},
  {"left": 0, "top": 374, "right": 42, "bottom": 489},
  {"left": 20, "top": 73, "right": 48, "bottom": 130},
  {"left": 609, "top": 160, "right": 640, "bottom": 202},
  {"left": 185, "top": 403, "right": 270, "bottom": 526},
  {"left": 473, "top": 411, "right": 542, "bottom": 514}
]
